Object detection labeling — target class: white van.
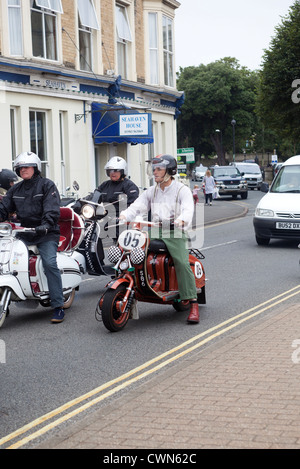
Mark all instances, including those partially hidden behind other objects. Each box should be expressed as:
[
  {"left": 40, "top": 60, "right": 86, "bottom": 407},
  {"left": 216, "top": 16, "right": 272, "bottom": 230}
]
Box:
[{"left": 253, "top": 155, "right": 300, "bottom": 245}]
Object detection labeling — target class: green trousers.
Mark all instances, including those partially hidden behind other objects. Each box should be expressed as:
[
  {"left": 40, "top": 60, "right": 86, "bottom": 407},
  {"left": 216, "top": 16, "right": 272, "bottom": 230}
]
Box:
[{"left": 153, "top": 229, "right": 197, "bottom": 301}]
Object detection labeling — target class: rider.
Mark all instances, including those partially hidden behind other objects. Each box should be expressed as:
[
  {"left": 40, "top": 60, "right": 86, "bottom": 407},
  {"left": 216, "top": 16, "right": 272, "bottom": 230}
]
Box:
[
  {"left": 0, "top": 152, "right": 65, "bottom": 324},
  {"left": 119, "top": 154, "right": 200, "bottom": 324},
  {"left": 74, "top": 156, "right": 139, "bottom": 214},
  {"left": 73, "top": 156, "right": 139, "bottom": 239},
  {"left": 0, "top": 169, "right": 18, "bottom": 201}
]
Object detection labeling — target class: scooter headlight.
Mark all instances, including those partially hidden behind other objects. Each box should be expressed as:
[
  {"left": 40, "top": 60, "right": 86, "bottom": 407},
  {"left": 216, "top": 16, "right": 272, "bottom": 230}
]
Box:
[
  {"left": 107, "top": 245, "right": 122, "bottom": 264},
  {"left": 119, "top": 259, "right": 129, "bottom": 271},
  {"left": 130, "top": 247, "right": 145, "bottom": 265},
  {"left": 82, "top": 204, "right": 95, "bottom": 219}
]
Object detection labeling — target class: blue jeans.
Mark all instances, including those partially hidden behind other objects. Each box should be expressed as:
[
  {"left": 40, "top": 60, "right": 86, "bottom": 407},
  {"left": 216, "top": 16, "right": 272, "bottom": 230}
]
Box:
[{"left": 37, "top": 240, "right": 64, "bottom": 309}]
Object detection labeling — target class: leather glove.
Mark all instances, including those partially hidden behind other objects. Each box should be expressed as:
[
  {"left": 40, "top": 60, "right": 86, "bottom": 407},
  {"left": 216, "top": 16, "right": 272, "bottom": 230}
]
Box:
[{"left": 35, "top": 225, "right": 48, "bottom": 235}]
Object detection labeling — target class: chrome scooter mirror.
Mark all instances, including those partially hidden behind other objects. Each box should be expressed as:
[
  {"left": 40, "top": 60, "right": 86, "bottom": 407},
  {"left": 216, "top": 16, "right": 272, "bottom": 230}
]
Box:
[{"left": 0, "top": 223, "right": 12, "bottom": 236}]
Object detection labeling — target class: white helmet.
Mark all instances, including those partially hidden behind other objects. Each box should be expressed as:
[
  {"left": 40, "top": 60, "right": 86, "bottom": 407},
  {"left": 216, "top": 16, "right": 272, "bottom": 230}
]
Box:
[
  {"left": 104, "top": 156, "right": 127, "bottom": 177},
  {"left": 14, "top": 152, "right": 41, "bottom": 176}
]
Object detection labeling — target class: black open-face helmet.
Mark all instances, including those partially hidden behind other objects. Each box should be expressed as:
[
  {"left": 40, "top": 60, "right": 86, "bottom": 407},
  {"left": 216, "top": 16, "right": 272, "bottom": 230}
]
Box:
[
  {"left": 151, "top": 154, "right": 177, "bottom": 176},
  {"left": 0, "top": 169, "right": 18, "bottom": 191}
]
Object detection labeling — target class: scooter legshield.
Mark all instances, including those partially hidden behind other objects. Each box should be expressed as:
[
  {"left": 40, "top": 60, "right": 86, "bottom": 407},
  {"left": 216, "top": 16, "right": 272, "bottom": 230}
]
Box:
[
  {"left": 0, "top": 277, "right": 26, "bottom": 301},
  {"left": 0, "top": 237, "right": 30, "bottom": 300}
]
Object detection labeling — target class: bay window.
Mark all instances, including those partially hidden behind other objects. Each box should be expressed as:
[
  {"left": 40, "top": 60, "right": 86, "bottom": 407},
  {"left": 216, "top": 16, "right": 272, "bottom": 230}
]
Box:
[
  {"left": 116, "top": 3, "right": 132, "bottom": 79},
  {"left": 8, "top": 0, "right": 23, "bottom": 56},
  {"left": 31, "top": 0, "right": 62, "bottom": 60},
  {"left": 148, "top": 12, "right": 159, "bottom": 85},
  {"left": 162, "top": 15, "right": 174, "bottom": 87},
  {"left": 77, "top": 0, "right": 99, "bottom": 71}
]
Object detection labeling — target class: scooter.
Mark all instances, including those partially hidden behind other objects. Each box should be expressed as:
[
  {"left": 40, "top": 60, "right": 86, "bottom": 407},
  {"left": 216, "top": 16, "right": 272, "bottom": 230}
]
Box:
[
  {"left": 96, "top": 218, "right": 206, "bottom": 332},
  {"left": 0, "top": 207, "right": 85, "bottom": 328},
  {"left": 71, "top": 191, "right": 116, "bottom": 277}
]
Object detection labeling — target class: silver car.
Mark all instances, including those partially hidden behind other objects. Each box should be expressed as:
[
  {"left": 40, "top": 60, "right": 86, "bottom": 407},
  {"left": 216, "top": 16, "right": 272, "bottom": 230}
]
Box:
[
  {"left": 192, "top": 166, "right": 207, "bottom": 182},
  {"left": 233, "top": 163, "right": 263, "bottom": 190}
]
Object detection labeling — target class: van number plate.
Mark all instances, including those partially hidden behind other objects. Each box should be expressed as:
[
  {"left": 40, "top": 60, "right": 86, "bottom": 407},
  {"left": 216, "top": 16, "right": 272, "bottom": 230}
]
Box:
[{"left": 276, "top": 222, "right": 300, "bottom": 229}]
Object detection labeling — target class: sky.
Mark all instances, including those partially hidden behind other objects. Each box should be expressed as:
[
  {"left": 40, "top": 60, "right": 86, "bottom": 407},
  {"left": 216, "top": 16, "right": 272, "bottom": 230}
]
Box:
[{"left": 175, "top": 0, "right": 296, "bottom": 71}]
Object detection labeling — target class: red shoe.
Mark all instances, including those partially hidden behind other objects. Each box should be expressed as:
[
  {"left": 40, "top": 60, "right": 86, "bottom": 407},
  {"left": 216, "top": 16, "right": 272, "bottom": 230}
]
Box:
[{"left": 187, "top": 301, "right": 199, "bottom": 324}]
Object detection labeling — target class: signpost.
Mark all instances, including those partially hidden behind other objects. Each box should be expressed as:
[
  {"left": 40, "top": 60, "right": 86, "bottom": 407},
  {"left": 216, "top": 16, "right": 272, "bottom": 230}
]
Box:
[{"left": 177, "top": 147, "right": 195, "bottom": 173}]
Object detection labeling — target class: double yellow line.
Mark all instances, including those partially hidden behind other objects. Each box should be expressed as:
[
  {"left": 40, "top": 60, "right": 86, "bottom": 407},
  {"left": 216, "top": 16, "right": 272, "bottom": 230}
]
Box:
[{"left": 2, "top": 284, "right": 300, "bottom": 449}]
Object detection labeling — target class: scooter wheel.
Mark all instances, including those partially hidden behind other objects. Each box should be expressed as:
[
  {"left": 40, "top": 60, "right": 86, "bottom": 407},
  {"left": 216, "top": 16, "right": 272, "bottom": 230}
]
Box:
[
  {"left": 101, "top": 285, "right": 130, "bottom": 332},
  {"left": 63, "top": 289, "right": 76, "bottom": 309}
]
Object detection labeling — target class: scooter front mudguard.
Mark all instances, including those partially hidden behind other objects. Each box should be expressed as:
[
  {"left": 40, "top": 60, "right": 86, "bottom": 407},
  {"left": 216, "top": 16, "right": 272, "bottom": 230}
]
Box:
[
  {"left": 106, "top": 277, "right": 130, "bottom": 290},
  {"left": 0, "top": 277, "right": 26, "bottom": 301}
]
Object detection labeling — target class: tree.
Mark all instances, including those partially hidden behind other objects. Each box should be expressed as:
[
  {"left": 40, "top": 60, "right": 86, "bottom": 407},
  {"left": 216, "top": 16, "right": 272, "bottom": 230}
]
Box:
[
  {"left": 176, "top": 58, "right": 259, "bottom": 165},
  {"left": 257, "top": 1, "right": 300, "bottom": 147}
]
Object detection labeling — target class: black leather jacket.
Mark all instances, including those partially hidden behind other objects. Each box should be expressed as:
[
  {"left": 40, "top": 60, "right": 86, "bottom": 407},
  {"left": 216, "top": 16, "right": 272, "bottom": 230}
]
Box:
[
  {"left": 0, "top": 174, "right": 61, "bottom": 243},
  {"left": 74, "top": 178, "right": 139, "bottom": 217}
]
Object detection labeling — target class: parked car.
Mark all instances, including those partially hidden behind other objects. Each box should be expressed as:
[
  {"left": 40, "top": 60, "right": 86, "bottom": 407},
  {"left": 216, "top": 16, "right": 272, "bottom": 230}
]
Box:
[
  {"left": 253, "top": 155, "right": 300, "bottom": 245},
  {"left": 192, "top": 165, "right": 207, "bottom": 182},
  {"left": 210, "top": 165, "right": 248, "bottom": 199},
  {"left": 231, "top": 162, "right": 263, "bottom": 190},
  {"left": 273, "top": 162, "right": 283, "bottom": 178}
]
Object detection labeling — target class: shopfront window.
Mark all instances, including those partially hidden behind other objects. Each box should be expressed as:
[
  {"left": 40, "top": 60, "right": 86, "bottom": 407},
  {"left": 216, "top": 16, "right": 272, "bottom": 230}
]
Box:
[{"left": 30, "top": 111, "right": 48, "bottom": 177}]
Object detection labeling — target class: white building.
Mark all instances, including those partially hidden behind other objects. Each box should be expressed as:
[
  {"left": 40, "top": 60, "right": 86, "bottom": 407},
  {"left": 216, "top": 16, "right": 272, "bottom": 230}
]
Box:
[{"left": 0, "top": 0, "right": 182, "bottom": 196}]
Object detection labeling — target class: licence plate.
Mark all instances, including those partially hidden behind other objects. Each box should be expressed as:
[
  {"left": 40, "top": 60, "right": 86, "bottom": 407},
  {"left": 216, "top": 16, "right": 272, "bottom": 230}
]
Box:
[{"left": 276, "top": 222, "right": 300, "bottom": 229}]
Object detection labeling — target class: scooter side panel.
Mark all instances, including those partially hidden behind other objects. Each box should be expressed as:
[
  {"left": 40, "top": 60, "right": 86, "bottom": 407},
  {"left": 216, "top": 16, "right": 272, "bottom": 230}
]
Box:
[
  {"left": 189, "top": 255, "right": 205, "bottom": 289},
  {"left": 34, "top": 254, "right": 82, "bottom": 292},
  {"left": 57, "top": 255, "right": 82, "bottom": 289},
  {"left": 71, "top": 251, "right": 86, "bottom": 273}
]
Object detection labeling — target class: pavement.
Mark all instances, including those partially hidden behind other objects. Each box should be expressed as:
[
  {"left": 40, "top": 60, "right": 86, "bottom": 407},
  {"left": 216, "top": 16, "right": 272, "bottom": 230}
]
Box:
[{"left": 32, "top": 198, "right": 300, "bottom": 450}]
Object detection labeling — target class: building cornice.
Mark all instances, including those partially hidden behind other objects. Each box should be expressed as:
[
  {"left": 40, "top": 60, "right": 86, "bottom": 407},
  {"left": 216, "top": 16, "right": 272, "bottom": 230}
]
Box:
[
  {"left": 162, "top": 0, "right": 181, "bottom": 10},
  {"left": 0, "top": 57, "right": 182, "bottom": 106}
]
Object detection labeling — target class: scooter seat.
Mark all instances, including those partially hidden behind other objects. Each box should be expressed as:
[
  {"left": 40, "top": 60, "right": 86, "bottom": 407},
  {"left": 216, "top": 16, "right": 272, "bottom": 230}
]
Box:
[{"left": 148, "top": 239, "right": 169, "bottom": 253}]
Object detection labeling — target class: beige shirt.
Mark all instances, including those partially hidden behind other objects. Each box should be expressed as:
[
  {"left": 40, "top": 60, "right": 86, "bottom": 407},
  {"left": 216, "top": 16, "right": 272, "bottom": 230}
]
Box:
[{"left": 120, "top": 180, "right": 194, "bottom": 230}]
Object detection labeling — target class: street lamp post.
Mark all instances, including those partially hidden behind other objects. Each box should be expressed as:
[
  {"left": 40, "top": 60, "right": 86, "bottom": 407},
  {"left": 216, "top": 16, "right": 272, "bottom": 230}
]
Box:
[
  {"left": 231, "top": 119, "right": 236, "bottom": 163},
  {"left": 215, "top": 129, "right": 223, "bottom": 164}
]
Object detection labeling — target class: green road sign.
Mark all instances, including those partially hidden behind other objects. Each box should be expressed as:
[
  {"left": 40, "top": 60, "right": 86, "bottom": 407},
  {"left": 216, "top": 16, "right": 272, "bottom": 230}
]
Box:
[{"left": 177, "top": 148, "right": 195, "bottom": 164}]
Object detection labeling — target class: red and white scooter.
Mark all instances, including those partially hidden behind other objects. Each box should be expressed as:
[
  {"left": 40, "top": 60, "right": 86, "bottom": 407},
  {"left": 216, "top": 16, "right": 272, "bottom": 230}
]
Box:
[
  {"left": 0, "top": 207, "right": 85, "bottom": 328},
  {"left": 97, "top": 218, "right": 206, "bottom": 332}
]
